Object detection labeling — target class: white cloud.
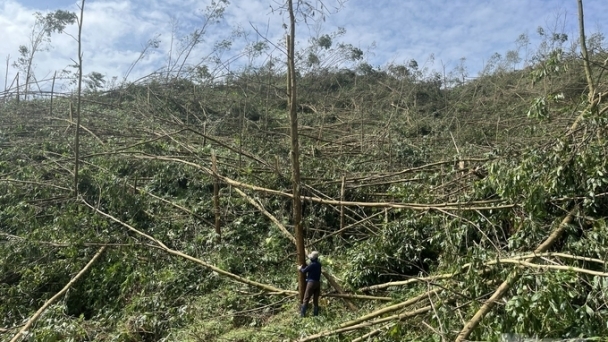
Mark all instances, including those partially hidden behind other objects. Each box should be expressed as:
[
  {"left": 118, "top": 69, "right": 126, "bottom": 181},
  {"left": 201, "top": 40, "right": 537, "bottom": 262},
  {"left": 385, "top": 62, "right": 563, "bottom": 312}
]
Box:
[{"left": 0, "top": 0, "right": 605, "bottom": 92}]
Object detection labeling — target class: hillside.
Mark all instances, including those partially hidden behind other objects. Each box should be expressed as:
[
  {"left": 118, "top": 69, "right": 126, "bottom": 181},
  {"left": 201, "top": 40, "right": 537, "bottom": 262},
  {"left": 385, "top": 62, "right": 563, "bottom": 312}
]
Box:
[{"left": 1, "top": 32, "right": 608, "bottom": 342}]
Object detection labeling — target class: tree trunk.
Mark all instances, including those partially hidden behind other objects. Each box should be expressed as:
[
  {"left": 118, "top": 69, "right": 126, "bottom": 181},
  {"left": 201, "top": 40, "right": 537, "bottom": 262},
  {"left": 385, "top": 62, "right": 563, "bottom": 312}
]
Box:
[
  {"left": 577, "top": 0, "right": 594, "bottom": 101},
  {"left": 49, "top": 71, "right": 56, "bottom": 116},
  {"left": 16, "top": 74, "right": 20, "bottom": 104},
  {"left": 212, "top": 152, "right": 222, "bottom": 243},
  {"left": 286, "top": 0, "right": 307, "bottom": 302},
  {"left": 74, "top": 0, "right": 86, "bottom": 198}
]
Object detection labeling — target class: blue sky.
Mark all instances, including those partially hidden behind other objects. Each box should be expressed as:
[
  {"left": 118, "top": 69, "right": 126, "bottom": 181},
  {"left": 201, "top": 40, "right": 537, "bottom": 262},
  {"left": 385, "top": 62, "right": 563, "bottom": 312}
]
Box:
[{"left": 0, "top": 0, "right": 606, "bottom": 91}]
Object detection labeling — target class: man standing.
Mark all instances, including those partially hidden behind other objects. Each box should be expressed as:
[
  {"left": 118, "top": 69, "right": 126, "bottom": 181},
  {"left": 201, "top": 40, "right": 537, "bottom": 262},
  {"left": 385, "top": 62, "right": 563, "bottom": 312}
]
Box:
[{"left": 298, "top": 251, "right": 322, "bottom": 317}]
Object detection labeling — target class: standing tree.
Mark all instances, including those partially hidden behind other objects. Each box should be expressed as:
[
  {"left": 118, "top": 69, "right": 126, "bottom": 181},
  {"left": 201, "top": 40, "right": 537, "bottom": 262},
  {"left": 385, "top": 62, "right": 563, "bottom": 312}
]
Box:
[
  {"left": 74, "top": 0, "right": 86, "bottom": 197},
  {"left": 577, "top": 0, "right": 594, "bottom": 101},
  {"left": 285, "top": 0, "right": 307, "bottom": 301},
  {"left": 13, "top": 10, "right": 76, "bottom": 100},
  {"left": 283, "top": 0, "right": 348, "bottom": 303}
]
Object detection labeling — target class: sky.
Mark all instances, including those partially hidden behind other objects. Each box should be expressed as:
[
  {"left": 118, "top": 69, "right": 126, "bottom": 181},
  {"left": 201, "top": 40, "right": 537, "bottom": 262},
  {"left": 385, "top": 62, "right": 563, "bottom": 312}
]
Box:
[{"left": 0, "top": 0, "right": 606, "bottom": 92}]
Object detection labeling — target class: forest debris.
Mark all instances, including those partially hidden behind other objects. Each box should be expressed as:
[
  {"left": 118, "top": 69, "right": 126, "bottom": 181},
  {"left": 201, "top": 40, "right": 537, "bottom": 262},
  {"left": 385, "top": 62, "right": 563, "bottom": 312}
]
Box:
[
  {"left": 9, "top": 246, "right": 106, "bottom": 342},
  {"left": 359, "top": 250, "right": 604, "bottom": 292},
  {"left": 234, "top": 188, "right": 358, "bottom": 310},
  {"left": 298, "top": 305, "right": 432, "bottom": 342},
  {"left": 455, "top": 207, "right": 578, "bottom": 342},
  {"left": 82, "top": 198, "right": 295, "bottom": 295},
  {"left": 133, "top": 154, "right": 515, "bottom": 211},
  {"left": 339, "top": 289, "right": 438, "bottom": 329}
]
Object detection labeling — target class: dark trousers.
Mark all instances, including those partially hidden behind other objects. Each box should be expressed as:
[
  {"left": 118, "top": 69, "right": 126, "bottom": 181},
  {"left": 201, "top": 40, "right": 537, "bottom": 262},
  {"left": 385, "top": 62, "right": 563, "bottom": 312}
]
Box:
[{"left": 302, "top": 280, "right": 320, "bottom": 307}]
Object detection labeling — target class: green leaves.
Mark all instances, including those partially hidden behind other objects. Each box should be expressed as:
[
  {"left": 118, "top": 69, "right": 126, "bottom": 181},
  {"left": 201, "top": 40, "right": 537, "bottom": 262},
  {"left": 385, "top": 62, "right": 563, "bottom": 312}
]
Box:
[
  {"left": 35, "top": 10, "right": 77, "bottom": 36},
  {"left": 527, "top": 96, "right": 549, "bottom": 119},
  {"left": 343, "top": 216, "right": 441, "bottom": 289}
]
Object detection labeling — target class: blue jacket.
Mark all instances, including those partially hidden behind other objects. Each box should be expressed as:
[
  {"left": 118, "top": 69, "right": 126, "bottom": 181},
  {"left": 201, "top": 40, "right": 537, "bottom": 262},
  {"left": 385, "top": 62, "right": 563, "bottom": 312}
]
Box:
[{"left": 300, "top": 259, "right": 322, "bottom": 282}]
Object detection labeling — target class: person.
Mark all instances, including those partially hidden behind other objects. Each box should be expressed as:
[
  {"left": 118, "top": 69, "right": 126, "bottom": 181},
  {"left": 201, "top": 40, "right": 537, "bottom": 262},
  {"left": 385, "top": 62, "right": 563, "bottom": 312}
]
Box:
[{"left": 298, "top": 251, "right": 322, "bottom": 317}]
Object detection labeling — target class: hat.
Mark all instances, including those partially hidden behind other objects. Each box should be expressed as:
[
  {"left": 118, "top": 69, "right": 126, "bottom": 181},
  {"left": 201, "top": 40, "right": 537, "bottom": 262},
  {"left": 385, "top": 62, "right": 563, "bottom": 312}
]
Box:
[{"left": 308, "top": 251, "right": 319, "bottom": 260}]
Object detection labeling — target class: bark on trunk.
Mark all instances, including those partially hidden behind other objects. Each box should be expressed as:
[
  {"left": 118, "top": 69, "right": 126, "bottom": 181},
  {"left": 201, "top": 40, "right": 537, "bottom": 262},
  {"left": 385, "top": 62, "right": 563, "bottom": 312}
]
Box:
[{"left": 286, "top": 0, "right": 307, "bottom": 302}]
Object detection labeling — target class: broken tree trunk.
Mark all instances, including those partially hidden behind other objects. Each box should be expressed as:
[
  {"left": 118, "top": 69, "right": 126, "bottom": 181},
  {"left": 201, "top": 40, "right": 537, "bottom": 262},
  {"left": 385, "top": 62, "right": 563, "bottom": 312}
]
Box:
[{"left": 233, "top": 187, "right": 358, "bottom": 311}]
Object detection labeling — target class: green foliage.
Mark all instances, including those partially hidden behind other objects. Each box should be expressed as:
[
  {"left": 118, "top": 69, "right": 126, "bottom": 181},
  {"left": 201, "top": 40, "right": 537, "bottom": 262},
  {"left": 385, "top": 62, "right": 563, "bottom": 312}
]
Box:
[
  {"left": 344, "top": 216, "right": 441, "bottom": 288},
  {"left": 12, "top": 9, "right": 77, "bottom": 98},
  {"left": 35, "top": 10, "right": 77, "bottom": 35}
]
